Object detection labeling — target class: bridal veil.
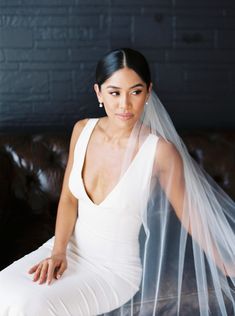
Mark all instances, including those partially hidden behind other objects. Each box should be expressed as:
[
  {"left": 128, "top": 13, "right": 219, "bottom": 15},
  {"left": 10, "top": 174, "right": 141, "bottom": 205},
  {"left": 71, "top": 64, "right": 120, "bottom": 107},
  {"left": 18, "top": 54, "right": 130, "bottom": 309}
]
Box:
[{"left": 104, "top": 90, "right": 235, "bottom": 316}]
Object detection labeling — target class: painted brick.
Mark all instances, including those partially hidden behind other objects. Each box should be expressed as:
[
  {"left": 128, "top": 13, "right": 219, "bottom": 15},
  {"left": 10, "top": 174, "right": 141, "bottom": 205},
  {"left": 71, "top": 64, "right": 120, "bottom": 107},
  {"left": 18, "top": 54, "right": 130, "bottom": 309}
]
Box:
[
  {"left": 0, "top": 0, "right": 21, "bottom": 6},
  {"left": 68, "top": 6, "right": 110, "bottom": 15},
  {"left": 73, "top": 67, "right": 96, "bottom": 94},
  {"left": 0, "top": 29, "right": 33, "bottom": 48},
  {"left": 1, "top": 16, "right": 68, "bottom": 27},
  {"left": 36, "top": 38, "right": 109, "bottom": 49},
  {"left": 135, "top": 7, "right": 170, "bottom": 16},
  {"left": 0, "top": 63, "right": 18, "bottom": 70},
  {"left": 20, "top": 62, "right": 79, "bottom": 70},
  {"left": 51, "top": 71, "right": 72, "bottom": 82},
  {"left": 174, "top": 30, "right": 214, "bottom": 49},
  {"left": 153, "top": 64, "right": 185, "bottom": 92},
  {"left": 106, "top": 6, "right": 143, "bottom": 15},
  {"left": 0, "top": 71, "right": 48, "bottom": 93},
  {"left": 110, "top": 38, "right": 133, "bottom": 48},
  {"left": 68, "top": 16, "right": 100, "bottom": 27},
  {"left": 70, "top": 47, "right": 107, "bottom": 62},
  {"left": 32, "top": 101, "right": 59, "bottom": 115},
  {"left": 20, "top": 0, "right": 74, "bottom": 5},
  {"left": 110, "top": 16, "right": 133, "bottom": 40},
  {"left": 174, "top": 0, "right": 234, "bottom": 7},
  {"left": 34, "top": 28, "right": 68, "bottom": 41},
  {"left": 134, "top": 16, "right": 173, "bottom": 47},
  {"left": 166, "top": 49, "right": 235, "bottom": 63},
  {"left": 33, "top": 100, "right": 86, "bottom": 116},
  {"left": 141, "top": 48, "right": 166, "bottom": 63},
  {"left": 111, "top": 0, "right": 171, "bottom": 5},
  {"left": 175, "top": 16, "right": 235, "bottom": 29},
  {"left": 0, "top": 103, "right": 8, "bottom": 115},
  {"left": 51, "top": 81, "right": 73, "bottom": 100},
  {"left": 217, "top": 30, "right": 235, "bottom": 48},
  {"left": 172, "top": 7, "right": 222, "bottom": 16},
  {"left": 0, "top": 49, "right": 4, "bottom": 61},
  {"left": 5, "top": 49, "right": 68, "bottom": 62},
  {"left": 75, "top": 0, "right": 110, "bottom": 5},
  {"left": 184, "top": 77, "right": 229, "bottom": 93},
  {"left": 111, "top": 26, "right": 131, "bottom": 40},
  {"left": 0, "top": 63, "right": 19, "bottom": 71},
  {"left": 68, "top": 27, "right": 93, "bottom": 41},
  {"left": 0, "top": 7, "right": 67, "bottom": 15},
  {"left": 0, "top": 93, "right": 48, "bottom": 102},
  {"left": 0, "top": 0, "right": 234, "bottom": 130},
  {"left": 186, "top": 69, "right": 229, "bottom": 82},
  {"left": 0, "top": 103, "right": 32, "bottom": 117}
]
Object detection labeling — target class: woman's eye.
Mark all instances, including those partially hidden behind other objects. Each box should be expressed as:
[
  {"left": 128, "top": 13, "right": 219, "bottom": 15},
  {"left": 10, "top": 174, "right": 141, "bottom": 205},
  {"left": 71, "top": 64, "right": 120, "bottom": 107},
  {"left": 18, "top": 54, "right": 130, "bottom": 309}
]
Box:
[
  {"left": 110, "top": 91, "right": 119, "bottom": 96},
  {"left": 132, "top": 90, "right": 142, "bottom": 95},
  {"left": 109, "top": 90, "right": 142, "bottom": 96}
]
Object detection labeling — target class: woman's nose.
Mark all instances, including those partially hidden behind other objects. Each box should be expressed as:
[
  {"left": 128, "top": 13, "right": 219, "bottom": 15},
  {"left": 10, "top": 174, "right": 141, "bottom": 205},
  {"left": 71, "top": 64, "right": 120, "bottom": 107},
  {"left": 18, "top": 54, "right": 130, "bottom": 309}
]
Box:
[{"left": 119, "top": 95, "right": 131, "bottom": 110}]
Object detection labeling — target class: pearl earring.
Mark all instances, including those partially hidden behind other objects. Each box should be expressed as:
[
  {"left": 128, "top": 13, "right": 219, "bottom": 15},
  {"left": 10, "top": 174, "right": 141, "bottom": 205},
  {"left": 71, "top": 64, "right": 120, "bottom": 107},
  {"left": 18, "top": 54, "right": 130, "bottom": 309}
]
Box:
[
  {"left": 145, "top": 101, "right": 148, "bottom": 105},
  {"left": 99, "top": 102, "right": 103, "bottom": 108}
]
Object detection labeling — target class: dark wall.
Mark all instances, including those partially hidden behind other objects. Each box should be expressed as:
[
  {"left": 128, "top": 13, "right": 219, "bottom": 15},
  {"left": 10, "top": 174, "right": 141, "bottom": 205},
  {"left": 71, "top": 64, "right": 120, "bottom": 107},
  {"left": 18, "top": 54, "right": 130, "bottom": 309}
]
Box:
[{"left": 0, "top": 0, "right": 234, "bottom": 131}]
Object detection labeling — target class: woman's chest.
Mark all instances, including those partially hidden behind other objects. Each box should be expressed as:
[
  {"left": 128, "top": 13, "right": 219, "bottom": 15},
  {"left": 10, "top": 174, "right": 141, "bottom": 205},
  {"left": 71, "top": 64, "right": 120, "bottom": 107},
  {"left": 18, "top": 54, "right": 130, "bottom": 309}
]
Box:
[{"left": 82, "top": 143, "right": 125, "bottom": 204}]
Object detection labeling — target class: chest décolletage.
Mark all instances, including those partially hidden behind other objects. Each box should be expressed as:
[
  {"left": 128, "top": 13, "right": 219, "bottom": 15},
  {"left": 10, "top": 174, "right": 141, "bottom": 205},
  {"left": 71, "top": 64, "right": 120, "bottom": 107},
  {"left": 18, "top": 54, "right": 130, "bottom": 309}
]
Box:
[{"left": 82, "top": 141, "right": 126, "bottom": 204}]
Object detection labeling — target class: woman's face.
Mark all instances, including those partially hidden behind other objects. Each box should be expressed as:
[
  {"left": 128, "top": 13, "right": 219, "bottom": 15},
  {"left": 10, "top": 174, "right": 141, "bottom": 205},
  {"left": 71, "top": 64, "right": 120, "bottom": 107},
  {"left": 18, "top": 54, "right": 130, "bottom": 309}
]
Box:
[{"left": 94, "top": 67, "right": 152, "bottom": 126}]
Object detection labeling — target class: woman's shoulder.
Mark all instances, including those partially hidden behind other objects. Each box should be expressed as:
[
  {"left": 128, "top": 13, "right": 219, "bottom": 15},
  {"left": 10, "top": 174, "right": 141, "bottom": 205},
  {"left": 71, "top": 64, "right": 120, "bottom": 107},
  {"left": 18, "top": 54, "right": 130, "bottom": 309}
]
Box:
[
  {"left": 72, "top": 118, "right": 89, "bottom": 134},
  {"left": 153, "top": 136, "right": 183, "bottom": 172},
  {"left": 156, "top": 136, "right": 177, "bottom": 154},
  {"left": 148, "top": 134, "right": 175, "bottom": 154},
  {"left": 69, "top": 118, "right": 90, "bottom": 149},
  {"left": 70, "top": 117, "right": 102, "bottom": 146}
]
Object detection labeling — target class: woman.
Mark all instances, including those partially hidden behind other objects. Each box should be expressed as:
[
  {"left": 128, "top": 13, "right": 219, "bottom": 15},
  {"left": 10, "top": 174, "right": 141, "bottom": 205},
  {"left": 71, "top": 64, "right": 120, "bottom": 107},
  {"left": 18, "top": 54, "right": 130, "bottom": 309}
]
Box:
[{"left": 0, "top": 48, "right": 235, "bottom": 316}]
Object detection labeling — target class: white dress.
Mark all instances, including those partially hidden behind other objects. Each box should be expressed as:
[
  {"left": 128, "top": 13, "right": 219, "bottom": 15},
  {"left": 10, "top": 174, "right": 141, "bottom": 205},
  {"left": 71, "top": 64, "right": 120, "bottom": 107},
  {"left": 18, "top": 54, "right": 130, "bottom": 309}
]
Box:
[{"left": 0, "top": 118, "right": 159, "bottom": 316}]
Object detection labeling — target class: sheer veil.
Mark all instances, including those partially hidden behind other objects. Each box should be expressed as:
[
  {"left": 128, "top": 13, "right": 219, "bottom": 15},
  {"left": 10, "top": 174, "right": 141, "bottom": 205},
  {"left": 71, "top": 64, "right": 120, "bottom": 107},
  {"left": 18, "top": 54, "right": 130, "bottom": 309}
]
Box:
[{"left": 104, "top": 90, "right": 235, "bottom": 316}]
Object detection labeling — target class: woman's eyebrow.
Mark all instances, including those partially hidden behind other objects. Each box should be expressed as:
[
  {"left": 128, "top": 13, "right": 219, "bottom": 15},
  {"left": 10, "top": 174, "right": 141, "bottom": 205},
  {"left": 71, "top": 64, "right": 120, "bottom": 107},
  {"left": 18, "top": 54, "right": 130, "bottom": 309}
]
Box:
[{"left": 106, "top": 83, "right": 144, "bottom": 89}]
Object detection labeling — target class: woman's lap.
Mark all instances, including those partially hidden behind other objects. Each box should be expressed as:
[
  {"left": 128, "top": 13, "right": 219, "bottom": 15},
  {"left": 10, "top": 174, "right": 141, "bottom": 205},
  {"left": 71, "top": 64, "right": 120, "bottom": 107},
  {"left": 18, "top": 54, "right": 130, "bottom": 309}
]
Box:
[{"left": 0, "top": 242, "right": 136, "bottom": 316}]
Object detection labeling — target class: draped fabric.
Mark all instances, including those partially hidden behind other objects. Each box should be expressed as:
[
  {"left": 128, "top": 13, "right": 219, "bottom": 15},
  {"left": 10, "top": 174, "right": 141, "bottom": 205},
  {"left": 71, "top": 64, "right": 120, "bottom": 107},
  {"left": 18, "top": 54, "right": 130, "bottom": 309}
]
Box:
[{"left": 103, "top": 90, "right": 235, "bottom": 316}]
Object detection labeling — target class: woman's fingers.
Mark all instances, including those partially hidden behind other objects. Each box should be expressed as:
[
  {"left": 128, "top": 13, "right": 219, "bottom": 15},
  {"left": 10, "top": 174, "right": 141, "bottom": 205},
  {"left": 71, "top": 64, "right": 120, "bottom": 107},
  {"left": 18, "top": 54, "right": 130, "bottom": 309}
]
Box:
[
  {"left": 38, "top": 261, "right": 49, "bottom": 284},
  {"left": 55, "top": 261, "right": 67, "bottom": 280},
  {"left": 47, "top": 259, "right": 67, "bottom": 284},
  {"left": 32, "top": 263, "right": 43, "bottom": 282},
  {"left": 29, "top": 255, "right": 67, "bottom": 285},
  {"left": 28, "top": 263, "right": 39, "bottom": 274},
  {"left": 46, "top": 259, "right": 57, "bottom": 285}
]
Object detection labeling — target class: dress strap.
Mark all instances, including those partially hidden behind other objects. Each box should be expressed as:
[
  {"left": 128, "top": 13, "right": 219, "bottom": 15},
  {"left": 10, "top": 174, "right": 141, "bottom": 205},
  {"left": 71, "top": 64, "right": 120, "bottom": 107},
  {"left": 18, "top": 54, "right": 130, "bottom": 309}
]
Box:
[
  {"left": 79, "top": 118, "right": 99, "bottom": 143},
  {"left": 73, "top": 118, "right": 99, "bottom": 158}
]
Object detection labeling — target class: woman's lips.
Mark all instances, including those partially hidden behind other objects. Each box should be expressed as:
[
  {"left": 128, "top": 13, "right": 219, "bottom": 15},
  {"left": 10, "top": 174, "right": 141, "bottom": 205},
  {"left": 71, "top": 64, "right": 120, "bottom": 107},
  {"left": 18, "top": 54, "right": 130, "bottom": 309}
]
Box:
[{"left": 116, "top": 113, "right": 134, "bottom": 120}]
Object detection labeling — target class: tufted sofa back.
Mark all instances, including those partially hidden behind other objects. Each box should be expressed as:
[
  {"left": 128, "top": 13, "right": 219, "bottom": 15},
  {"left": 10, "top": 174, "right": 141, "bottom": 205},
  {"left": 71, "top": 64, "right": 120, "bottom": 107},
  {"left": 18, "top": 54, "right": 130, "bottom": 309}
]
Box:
[
  {"left": 0, "top": 130, "right": 234, "bottom": 271},
  {"left": 0, "top": 133, "right": 69, "bottom": 269}
]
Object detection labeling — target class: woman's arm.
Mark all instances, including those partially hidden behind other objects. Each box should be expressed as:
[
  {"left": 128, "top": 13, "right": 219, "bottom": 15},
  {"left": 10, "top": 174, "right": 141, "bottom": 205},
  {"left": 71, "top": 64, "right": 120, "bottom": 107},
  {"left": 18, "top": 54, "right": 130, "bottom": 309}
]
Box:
[
  {"left": 28, "top": 119, "right": 88, "bottom": 285},
  {"left": 154, "top": 138, "right": 228, "bottom": 275},
  {"left": 52, "top": 119, "right": 88, "bottom": 256}
]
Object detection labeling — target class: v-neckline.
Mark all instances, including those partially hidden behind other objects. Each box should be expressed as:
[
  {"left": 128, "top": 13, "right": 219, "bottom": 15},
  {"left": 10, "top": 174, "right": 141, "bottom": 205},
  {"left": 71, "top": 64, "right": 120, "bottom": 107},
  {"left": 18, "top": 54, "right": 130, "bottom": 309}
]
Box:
[{"left": 80, "top": 118, "right": 151, "bottom": 207}]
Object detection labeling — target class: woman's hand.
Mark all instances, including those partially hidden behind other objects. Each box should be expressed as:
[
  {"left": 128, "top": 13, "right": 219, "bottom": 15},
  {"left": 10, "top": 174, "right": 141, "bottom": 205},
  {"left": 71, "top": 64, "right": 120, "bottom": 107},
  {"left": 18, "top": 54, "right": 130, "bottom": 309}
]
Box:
[{"left": 28, "top": 253, "right": 67, "bottom": 285}]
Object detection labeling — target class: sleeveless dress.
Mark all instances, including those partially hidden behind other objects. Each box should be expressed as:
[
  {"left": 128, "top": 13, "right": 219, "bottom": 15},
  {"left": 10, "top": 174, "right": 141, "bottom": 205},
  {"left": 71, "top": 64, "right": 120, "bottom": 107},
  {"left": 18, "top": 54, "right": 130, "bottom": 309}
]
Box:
[{"left": 0, "top": 118, "right": 159, "bottom": 316}]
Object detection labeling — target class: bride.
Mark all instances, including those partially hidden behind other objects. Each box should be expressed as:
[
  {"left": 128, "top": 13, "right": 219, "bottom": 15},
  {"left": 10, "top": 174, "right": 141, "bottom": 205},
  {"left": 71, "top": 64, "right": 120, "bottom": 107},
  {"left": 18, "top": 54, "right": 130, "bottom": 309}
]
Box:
[{"left": 0, "top": 47, "right": 235, "bottom": 316}]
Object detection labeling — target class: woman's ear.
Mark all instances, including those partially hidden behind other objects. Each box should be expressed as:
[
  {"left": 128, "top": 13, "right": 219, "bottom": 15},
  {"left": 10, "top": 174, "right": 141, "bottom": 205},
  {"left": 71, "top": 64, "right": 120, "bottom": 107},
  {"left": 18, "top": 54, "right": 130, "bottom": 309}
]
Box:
[
  {"left": 146, "top": 82, "right": 152, "bottom": 103},
  {"left": 94, "top": 83, "right": 102, "bottom": 103},
  {"left": 148, "top": 82, "right": 153, "bottom": 95}
]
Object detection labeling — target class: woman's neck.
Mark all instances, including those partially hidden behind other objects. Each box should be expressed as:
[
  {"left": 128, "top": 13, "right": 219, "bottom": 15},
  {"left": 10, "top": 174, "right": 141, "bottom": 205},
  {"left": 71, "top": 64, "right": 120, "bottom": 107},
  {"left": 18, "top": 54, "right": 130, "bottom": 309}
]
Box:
[{"left": 98, "top": 116, "right": 135, "bottom": 145}]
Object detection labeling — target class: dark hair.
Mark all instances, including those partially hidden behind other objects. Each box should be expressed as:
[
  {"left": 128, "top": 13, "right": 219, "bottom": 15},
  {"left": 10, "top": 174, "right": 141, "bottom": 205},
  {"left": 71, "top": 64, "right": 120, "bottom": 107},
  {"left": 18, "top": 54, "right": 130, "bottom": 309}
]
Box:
[{"left": 95, "top": 48, "right": 151, "bottom": 90}]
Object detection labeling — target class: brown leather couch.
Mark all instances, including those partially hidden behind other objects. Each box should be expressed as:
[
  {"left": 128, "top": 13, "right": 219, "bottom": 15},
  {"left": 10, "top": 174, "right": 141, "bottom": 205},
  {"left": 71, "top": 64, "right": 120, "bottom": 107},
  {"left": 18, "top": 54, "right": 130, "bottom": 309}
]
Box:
[{"left": 0, "top": 129, "right": 235, "bottom": 315}]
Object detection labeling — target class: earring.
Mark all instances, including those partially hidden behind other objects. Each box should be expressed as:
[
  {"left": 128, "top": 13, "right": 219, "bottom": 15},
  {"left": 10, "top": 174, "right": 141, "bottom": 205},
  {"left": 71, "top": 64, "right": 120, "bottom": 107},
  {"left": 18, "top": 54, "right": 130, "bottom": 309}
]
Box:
[
  {"left": 145, "top": 101, "right": 148, "bottom": 105},
  {"left": 99, "top": 102, "right": 103, "bottom": 108}
]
